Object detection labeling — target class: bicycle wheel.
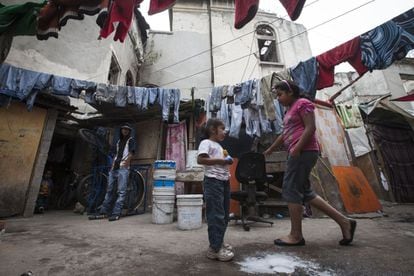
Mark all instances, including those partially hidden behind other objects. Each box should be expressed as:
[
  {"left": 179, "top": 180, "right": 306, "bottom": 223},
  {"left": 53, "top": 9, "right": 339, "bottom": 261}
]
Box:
[
  {"left": 77, "top": 172, "right": 108, "bottom": 208},
  {"left": 78, "top": 128, "right": 110, "bottom": 155},
  {"left": 56, "top": 190, "right": 76, "bottom": 209},
  {"left": 123, "top": 170, "right": 146, "bottom": 212}
]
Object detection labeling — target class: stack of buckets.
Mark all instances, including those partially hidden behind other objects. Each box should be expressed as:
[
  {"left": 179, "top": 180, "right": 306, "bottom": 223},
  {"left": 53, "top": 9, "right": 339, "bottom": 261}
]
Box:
[{"left": 152, "top": 160, "right": 176, "bottom": 224}]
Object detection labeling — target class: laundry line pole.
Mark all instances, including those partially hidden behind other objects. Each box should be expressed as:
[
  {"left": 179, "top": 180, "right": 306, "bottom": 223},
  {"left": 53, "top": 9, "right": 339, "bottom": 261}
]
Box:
[{"left": 328, "top": 74, "right": 364, "bottom": 103}]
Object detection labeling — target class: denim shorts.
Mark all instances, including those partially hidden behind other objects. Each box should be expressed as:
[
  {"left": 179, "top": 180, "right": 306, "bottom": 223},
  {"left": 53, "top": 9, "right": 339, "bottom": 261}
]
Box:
[{"left": 282, "top": 151, "right": 318, "bottom": 204}]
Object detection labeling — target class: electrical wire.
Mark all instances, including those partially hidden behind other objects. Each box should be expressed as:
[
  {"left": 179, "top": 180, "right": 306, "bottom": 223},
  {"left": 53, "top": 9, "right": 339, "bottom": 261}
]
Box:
[
  {"left": 146, "top": 0, "right": 323, "bottom": 75},
  {"left": 160, "top": 0, "right": 376, "bottom": 86}
]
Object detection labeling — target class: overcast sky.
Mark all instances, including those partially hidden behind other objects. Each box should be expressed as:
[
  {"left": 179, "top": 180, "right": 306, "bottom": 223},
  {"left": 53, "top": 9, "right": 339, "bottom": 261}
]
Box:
[{"left": 140, "top": 0, "right": 414, "bottom": 70}]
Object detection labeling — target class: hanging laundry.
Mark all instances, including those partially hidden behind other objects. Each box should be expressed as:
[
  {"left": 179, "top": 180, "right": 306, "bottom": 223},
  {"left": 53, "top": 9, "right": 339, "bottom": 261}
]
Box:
[
  {"left": 361, "top": 8, "right": 414, "bottom": 71},
  {"left": 244, "top": 107, "right": 261, "bottom": 138},
  {"left": 37, "top": 1, "right": 59, "bottom": 40},
  {"left": 165, "top": 120, "right": 186, "bottom": 194},
  {"left": 70, "top": 79, "right": 97, "bottom": 98},
  {"left": 148, "top": 0, "right": 176, "bottom": 16},
  {"left": 208, "top": 86, "right": 223, "bottom": 112},
  {"left": 0, "top": 1, "right": 46, "bottom": 36},
  {"left": 316, "top": 37, "right": 368, "bottom": 90},
  {"left": 147, "top": 87, "right": 159, "bottom": 105},
  {"left": 0, "top": 63, "right": 51, "bottom": 110},
  {"left": 273, "top": 99, "right": 284, "bottom": 135},
  {"left": 100, "top": 0, "right": 142, "bottom": 42},
  {"left": 95, "top": 83, "right": 116, "bottom": 103},
  {"left": 158, "top": 88, "right": 181, "bottom": 123},
  {"left": 218, "top": 99, "right": 231, "bottom": 132},
  {"left": 259, "top": 107, "right": 273, "bottom": 134},
  {"left": 234, "top": 0, "right": 259, "bottom": 29},
  {"left": 133, "top": 87, "right": 145, "bottom": 110},
  {"left": 260, "top": 70, "right": 291, "bottom": 121},
  {"left": 335, "top": 103, "right": 364, "bottom": 129},
  {"left": 279, "top": 0, "right": 306, "bottom": 21},
  {"left": 127, "top": 86, "right": 135, "bottom": 104},
  {"left": 239, "top": 79, "right": 254, "bottom": 109},
  {"left": 115, "top": 86, "right": 128, "bottom": 107},
  {"left": 229, "top": 104, "right": 243, "bottom": 138},
  {"left": 51, "top": 75, "right": 73, "bottom": 96},
  {"left": 393, "top": 9, "right": 414, "bottom": 58},
  {"left": 37, "top": 0, "right": 109, "bottom": 40},
  {"left": 289, "top": 57, "right": 318, "bottom": 100}
]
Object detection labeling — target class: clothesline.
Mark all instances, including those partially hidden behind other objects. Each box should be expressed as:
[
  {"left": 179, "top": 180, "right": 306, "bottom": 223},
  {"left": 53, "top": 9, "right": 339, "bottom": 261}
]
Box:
[
  {"left": 205, "top": 6, "right": 414, "bottom": 139},
  {"left": 0, "top": 63, "right": 181, "bottom": 123}
]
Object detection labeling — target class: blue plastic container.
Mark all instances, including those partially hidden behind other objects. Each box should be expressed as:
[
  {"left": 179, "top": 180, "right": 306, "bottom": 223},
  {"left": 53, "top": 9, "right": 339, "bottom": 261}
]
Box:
[
  {"left": 154, "top": 160, "right": 176, "bottom": 170},
  {"left": 153, "top": 179, "right": 175, "bottom": 187}
]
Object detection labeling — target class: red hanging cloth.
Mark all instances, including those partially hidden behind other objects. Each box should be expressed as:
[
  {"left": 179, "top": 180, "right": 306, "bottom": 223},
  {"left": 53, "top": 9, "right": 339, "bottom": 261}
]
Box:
[
  {"left": 100, "top": 0, "right": 143, "bottom": 42},
  {"left": 279, "top": 0, "right": 306, "bottom": 21},
  {"left": 148, "top": 0, "right": 176, "bottom": 15},
  {"left": 234, "top": 0, "right": 259, "bottom": 29}
]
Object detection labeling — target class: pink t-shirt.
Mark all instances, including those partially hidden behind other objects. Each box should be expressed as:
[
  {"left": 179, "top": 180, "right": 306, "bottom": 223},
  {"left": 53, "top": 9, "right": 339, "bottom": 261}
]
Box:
[{"left": 283, "top": 98, "right": 319, "bottom": 153}]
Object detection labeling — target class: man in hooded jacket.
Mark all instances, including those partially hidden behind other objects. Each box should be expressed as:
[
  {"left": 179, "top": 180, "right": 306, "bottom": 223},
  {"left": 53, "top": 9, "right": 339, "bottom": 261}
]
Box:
[{"left": 100, "top": 123, "right": 136, "bottom": 221}]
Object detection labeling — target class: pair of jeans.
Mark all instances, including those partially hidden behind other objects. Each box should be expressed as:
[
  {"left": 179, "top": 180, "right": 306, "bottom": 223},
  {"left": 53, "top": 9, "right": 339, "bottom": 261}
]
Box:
[
  {"left": 101, "top": 168, "right": 129, "bottom": 216},
  {"left": 203, "top": 176, "right": 230, "bottom": 252}
]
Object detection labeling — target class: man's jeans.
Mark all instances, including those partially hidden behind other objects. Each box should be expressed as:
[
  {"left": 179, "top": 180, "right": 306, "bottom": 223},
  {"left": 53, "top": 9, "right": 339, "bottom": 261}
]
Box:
[
  {"left": 101, "top": 168, "right": 130, "bottom": 216},
  {"left": 203, "top": 176, "right": 230, "bottom": 252}
]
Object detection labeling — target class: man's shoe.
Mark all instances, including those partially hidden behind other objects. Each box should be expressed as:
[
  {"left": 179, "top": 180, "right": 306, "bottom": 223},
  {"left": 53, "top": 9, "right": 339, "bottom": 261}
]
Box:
[
  {"left": 206, "top": 247, "right": 234, "bottom": 262},
  {"left": 108, "top": 215, "right": 120, "bottom": 221},
  {"left": 223, "top": 243, "right": 234, "bottom": 253}
]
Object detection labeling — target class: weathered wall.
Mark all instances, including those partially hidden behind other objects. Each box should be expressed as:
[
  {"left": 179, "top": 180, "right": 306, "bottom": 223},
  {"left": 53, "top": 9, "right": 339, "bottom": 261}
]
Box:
[
  {"left": 141, "top": 0, "right": 312, "bottom": 100},
  {"left": 3, "top": 0, "right": 143, "bottom": 85},
  {"left": 132, "top": 119, "right": 163, "bottom": 165},
  {"left": 0, "top": 103, "right": 47, "bottom": 217}
]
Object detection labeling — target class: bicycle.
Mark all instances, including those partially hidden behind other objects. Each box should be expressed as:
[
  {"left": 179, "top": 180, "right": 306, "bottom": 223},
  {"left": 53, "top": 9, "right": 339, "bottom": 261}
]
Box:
[
  {"left": 77, "top": 128, "right": 147, "bottom": 216},
  {"left": 56, "top": 171, "right": 81, "bottom": 209}
]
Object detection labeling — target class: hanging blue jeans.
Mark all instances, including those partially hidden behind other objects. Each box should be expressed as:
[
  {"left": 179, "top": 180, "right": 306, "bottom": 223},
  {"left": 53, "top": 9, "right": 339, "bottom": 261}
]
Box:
[
  {"left": 100, "top": 168, "right": 130, "bottom": 216},
  {"left": 203, "top": 176, "right": 230, "bottom": 252}
]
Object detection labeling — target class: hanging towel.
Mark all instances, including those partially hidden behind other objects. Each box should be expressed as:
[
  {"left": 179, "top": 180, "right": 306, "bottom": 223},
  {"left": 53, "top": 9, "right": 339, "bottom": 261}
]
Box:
[
  {"left": 279, "top": 0, "right": 306, "bottom": 21},
  {"left": 100, "top": 0, "right": 142, "bottom": 42},
  {"left": 289, "top": 57, "right": 318, "bottom": 100},
  {"left": 148, "top": 0, "right": 176, "bottom": 15},
  {"left": 316, "top": 37, "right": 368, "bottom": 90},
  {"left": 234, "top": 0, "right": 259, "bottom": 29}
]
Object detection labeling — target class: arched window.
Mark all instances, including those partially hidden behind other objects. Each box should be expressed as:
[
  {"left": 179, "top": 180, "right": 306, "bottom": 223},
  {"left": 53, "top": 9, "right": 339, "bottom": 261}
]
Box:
[
  {"left": 108, "top": 54, "right": 121, "bottom": 85},
  {"left": 126, "top": 70, "right": 134, "bottom": 86},
  {"left": 256, "top": 24, "right": 279, "bottom": 63}
]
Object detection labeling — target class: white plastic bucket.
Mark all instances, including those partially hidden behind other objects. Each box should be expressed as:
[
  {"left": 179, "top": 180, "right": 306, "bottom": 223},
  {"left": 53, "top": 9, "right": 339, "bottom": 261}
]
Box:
[
  {"left": 153, "top": 168, "right": 177, "bottom": 180},
  {"left": 186, "top": 150, "right": 203, "bottom": 169},
  {"left": 152, "top": 187, "right": 175, "bottom": 224},
  {"left": 176, "top": 194, "right": 204, "bottom": 230}
]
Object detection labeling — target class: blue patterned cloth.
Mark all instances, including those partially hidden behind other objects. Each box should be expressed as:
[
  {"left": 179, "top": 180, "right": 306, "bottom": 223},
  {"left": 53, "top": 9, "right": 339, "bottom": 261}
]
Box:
[{"left": 361, "top": 8, "right": 414, "bottom": 70}]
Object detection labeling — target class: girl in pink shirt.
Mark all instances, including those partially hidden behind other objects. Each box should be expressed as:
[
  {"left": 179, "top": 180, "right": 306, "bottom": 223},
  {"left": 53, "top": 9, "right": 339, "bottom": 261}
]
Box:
[{"left": 264, "top": 80, "right": 356, "bottom": 247}]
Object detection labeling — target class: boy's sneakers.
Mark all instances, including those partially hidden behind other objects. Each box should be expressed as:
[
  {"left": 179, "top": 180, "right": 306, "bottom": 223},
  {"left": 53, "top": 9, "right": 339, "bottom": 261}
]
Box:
[
  {"left": 206, "top": 246, "right": 234, "bottom": 262},
  {"left": 108, "top": 215, "right": 120, "bottom": 221}
]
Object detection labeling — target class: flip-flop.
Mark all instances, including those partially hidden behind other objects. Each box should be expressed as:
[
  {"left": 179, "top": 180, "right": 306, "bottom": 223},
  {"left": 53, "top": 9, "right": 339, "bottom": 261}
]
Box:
[
  {"left": 274, "top": 238, "right": 306, "bottom": 246},
  {"left": 339, "top": 219, "right": 357, "bottom": 246}
]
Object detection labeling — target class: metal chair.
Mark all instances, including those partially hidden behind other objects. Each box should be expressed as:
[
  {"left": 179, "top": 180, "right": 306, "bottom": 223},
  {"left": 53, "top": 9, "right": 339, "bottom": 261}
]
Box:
[{"left": 230, "top": 152, "right": 274, "bottom": 231}]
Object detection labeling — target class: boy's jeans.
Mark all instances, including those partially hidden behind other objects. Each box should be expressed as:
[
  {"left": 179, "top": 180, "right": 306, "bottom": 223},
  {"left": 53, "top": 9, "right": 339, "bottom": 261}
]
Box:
[
  {"left": 203, "top": 176, "right": 230, "bottom": 252},
  {"left": 101, "top": 168, "right": 130, "bottom": 216}
]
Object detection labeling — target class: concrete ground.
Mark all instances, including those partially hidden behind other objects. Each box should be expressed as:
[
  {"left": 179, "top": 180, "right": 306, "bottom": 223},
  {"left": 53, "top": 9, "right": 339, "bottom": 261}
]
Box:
[{"left": 1, "top": 203, "right": 413, "bottom": 276}]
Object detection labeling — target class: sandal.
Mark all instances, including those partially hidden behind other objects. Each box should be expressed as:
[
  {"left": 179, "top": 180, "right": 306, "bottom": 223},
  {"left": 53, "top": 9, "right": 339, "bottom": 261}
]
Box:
[{"left": 339, "top": 219, "right": 357, "bottom": 246}]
